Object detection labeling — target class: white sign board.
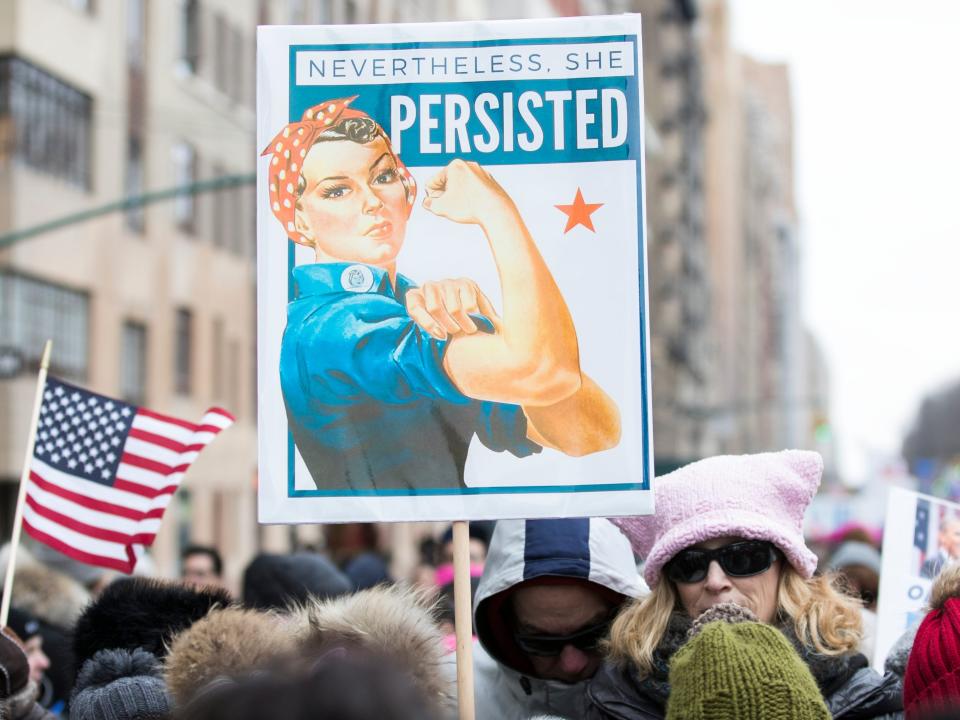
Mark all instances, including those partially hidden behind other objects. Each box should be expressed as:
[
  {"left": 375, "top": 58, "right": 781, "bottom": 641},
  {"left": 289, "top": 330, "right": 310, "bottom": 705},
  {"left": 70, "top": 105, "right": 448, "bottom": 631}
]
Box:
[
  {"left": 874, "top": 486, "right": 960, "bottom": 669},
  {"left": 257, "top": 15, "right": 653, "bottom": 523}
]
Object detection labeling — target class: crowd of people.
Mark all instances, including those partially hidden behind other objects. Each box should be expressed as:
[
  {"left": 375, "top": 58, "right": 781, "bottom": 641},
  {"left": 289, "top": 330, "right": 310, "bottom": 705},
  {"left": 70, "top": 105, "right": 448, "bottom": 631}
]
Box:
[{"left": 1, "top": 449, "right": 959, "bottom": 719}]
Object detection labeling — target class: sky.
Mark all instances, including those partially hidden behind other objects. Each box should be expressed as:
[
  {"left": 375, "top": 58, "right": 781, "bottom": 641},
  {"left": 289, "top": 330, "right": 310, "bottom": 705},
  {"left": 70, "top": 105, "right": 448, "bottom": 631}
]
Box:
[{"left": 728, "top": 0, "right": 960, "bottom": 484}]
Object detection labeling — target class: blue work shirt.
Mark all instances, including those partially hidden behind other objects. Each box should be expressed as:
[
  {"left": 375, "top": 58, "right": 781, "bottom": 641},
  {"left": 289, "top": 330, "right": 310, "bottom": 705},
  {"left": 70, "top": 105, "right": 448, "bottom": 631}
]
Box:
[{"left": 280, "top": 262, "right": 541, "bottom": 490}]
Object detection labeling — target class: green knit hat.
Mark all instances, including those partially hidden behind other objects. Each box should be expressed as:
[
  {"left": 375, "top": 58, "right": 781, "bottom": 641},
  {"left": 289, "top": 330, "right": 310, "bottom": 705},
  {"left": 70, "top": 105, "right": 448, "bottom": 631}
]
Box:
[{"left": 666, "top": 605, "right": 831, "bottom": 720}]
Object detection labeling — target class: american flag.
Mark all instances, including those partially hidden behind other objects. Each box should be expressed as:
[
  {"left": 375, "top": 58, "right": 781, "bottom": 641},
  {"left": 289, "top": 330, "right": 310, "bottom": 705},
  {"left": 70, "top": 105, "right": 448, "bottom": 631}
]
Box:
[{"left": 25, "top": 376, "right": 234, "bottom": 573}]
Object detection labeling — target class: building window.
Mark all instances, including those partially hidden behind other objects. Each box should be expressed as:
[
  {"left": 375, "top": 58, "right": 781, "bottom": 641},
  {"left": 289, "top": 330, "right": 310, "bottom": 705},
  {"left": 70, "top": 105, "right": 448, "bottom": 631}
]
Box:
[
  {"left": 0, "top": 56, "right": 92, "bottom": 188},
  {"left": 121, "top": 320, "right": 148, "bottom": 405},
  {"left": 180, "top": 0, "right": 201, "bottom": 74},
  {"left": 126, "top": 0, "right": 146, "bottom": 71},
  {"left": 125, "top": 135, "right": 145, "bottom": 233},
  {"left": 0, "top": 271, "right": 89, "bottom": 381},
  {"left": 65, "top": 0, "right": 95, "bottom": 12},
  {"left": 227, "top": 338, "right": 240, "bottom": 415},
  {"left": 173, "top": 141, "right": 197, "bottom": 234},
  {"left": 211, "top": 162, "right": 226, "bottom": 248},
  {"left": 174, "top": 307, "right": 193, "bottom": 395},
  {"left": 213, "top": 13, "right": 228, "bottom": 95},
  {"left": 212, "top": 317, "right": 224, "bottom": 401}
]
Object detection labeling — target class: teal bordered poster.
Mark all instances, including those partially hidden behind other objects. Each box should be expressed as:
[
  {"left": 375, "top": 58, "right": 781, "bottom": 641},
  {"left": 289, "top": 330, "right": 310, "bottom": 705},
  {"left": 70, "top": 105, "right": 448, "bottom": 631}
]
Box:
[{"left": 257, "top": 15, "right": 653, "bottom": 523}]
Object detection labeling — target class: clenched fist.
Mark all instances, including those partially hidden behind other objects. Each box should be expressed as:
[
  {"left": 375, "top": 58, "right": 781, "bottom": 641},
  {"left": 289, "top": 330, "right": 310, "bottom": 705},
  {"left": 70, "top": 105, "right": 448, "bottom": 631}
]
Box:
[{"left": 422, "top": 159, "right": 516, "bottom": 226}]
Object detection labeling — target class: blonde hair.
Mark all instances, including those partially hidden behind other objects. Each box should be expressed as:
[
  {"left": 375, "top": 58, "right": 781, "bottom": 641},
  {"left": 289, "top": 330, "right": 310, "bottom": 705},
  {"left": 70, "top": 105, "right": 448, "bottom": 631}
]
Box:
[{"left": 606, "top": 565, "right": 863, "bottom": 675}]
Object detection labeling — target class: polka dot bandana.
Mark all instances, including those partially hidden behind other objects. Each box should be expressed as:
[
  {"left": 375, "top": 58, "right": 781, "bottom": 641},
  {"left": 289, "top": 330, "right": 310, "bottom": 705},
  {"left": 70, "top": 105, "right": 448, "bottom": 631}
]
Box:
[{"left": 261, "top": 96, "right": 417, "bottom": 246}]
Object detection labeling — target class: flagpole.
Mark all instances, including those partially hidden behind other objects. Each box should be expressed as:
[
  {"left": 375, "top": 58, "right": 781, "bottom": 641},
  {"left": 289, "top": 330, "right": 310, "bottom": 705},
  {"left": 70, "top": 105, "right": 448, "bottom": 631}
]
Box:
[{"left": 0, "top": 340, "right": 52, "bottom": 627}]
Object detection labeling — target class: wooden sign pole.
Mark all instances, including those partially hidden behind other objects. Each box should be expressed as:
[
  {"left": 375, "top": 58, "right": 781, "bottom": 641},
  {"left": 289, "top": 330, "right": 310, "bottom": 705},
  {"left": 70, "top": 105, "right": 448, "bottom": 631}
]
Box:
[
  {"left": 452, "top": 520, "right": 476, "bottom": 720},
  {"left": 0, "top": 340, "right": 52, "bottom": 627}
]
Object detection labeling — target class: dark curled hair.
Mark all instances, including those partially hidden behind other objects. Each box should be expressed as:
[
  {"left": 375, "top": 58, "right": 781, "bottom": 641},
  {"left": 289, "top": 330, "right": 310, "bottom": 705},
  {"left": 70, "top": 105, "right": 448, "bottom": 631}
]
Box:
[{"left": 297, "top": 117, "right": 381, "bottom": 199}]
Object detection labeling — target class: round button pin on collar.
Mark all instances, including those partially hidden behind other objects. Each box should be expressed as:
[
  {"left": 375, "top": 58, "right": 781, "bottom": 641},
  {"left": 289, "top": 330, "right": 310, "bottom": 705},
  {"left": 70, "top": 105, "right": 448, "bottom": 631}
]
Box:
[{"left": 340, "top": 264, "right": 375, "bottom": 293}]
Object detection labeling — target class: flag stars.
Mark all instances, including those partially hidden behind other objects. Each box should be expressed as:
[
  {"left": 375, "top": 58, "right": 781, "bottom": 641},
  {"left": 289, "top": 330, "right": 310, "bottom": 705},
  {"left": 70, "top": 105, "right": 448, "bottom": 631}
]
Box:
[
  {"left": 54, "top": 386, "right": 64, "bottom": 396},
  {"left": 67, "top": 459, "right": 77, "bottom": 469},
  {"left": 84, "top": 464, "right": 93, "bottom": 474}
]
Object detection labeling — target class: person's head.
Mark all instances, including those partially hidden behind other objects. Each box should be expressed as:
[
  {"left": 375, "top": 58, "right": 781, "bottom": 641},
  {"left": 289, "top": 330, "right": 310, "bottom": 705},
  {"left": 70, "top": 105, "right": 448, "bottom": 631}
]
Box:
[
  {"left": 262, "top": 98, "right": 416, "bottom": 268},
  {"left": 474, "top": 519, "right": 643, "bottom": 686},
  {"left": 6, "top": 608, "right": 50, "bottom": 685},
  {"left": 439, "top": 523, "right": 492, "bottom": 565},
  {"left": 181, "top": 545, "right": 224, "bottom": 589},
  {"left": 175, "top": 651, "right": 441, "bottom": 720},
  {"left": 73, "top": 578, "right": 232, "bottom": 668},
  {"left": 665, "top": 536, "right": 783, "bottom": 623},
  {"left": 166, "top": 607, "right": 296, "bottom": 708},
  {"left": 830, "top": 541, "right": 882, "bottom": 611},
  {"left": 0, "top": 627, "right": 37, "bottom": 720},
  {"left": 904, "top": 564, "right": 960, "bottom": 719},
  {"left": 610, "top": 450, "right": 863, "bottom": 675},
  {"left": 70, "top": 649, "right": 170, "bottom": 720},
  {"left": 509, "top": 581, "right": 617, "bottom": 683},
  {"left": 938, "top": 518, "right": 960, "bottom": 560},
  {"left": 241, "top": 553, "right": 351, "bottom": 611}
]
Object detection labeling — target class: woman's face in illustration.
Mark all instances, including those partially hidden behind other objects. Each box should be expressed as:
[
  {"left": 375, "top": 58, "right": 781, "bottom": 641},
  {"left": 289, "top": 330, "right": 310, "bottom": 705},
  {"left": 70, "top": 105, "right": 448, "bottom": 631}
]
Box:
[{"left": 295, "top": 135, "right": 410, "bottom": 266}]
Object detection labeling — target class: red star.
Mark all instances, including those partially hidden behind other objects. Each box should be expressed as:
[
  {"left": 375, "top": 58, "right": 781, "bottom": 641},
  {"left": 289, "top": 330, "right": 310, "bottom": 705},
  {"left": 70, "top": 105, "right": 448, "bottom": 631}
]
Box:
[{"left": 555, "top": 188, "right": 604, "bottom": 233}]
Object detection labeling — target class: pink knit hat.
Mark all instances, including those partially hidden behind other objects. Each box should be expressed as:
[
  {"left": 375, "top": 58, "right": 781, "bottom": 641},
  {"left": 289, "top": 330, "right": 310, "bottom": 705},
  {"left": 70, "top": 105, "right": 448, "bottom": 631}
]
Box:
[{"left": 613, "top": 450, "right": 823, "bottom": 588}]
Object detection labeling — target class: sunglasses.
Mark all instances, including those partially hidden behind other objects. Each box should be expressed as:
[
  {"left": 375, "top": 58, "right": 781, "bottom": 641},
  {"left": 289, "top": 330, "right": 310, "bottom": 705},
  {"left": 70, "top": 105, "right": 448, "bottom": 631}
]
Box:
[
  {"left": 663, "top": 540, "right": 779, "bottom": 584},
  {"left": 513, "top": 615, "right": 613, "bottom": 657}
]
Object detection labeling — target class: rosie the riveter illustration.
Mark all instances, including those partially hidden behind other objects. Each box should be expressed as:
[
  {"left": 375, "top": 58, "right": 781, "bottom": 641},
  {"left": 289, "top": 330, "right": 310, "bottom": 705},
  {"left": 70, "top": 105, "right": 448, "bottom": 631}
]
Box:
[{"left": 262, "top": 96, "right": 621, "bottom": 491}]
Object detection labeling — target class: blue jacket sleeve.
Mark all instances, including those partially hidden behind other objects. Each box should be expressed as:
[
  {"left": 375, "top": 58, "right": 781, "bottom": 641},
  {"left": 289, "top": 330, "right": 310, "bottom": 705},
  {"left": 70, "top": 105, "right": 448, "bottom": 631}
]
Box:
[{"left": 293, "top": 294, "right": 471, "bottom": 405}]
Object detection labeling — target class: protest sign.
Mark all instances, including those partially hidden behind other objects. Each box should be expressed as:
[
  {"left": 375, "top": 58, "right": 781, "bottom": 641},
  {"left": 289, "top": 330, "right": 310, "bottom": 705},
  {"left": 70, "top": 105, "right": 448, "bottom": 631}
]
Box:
[
  {"left": 874, "top": 486, "right": 960, "bottom": 669},
  {"left": 257, "top": 15, "right": 653, "bottom": 523}
]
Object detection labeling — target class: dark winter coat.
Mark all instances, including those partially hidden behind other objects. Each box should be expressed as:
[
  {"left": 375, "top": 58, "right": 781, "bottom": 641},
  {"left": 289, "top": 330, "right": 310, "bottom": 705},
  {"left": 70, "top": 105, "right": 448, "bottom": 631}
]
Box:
[{"left": 584, "top": 614, "right": 904, "bottom": 720}]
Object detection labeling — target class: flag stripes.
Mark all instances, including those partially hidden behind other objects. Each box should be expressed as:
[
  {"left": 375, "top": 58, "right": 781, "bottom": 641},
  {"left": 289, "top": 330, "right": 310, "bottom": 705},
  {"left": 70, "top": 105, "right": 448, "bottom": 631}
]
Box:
[{"left": 24, "top": 377, "right": 233, "bottom": 573}]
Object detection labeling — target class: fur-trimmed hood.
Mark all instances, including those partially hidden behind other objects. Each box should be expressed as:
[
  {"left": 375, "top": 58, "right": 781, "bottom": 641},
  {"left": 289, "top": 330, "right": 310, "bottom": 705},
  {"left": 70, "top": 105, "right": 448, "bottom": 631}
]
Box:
[
  {"left": 165, "top": 606, "right": 296, "bottom": 706},
  {"left": 288, "top": 584, "right": 455, "bottom": 715},
  {"left": 9, "top": 563, "right": 90, "bottom": 629},
  {"left": 0, "top": 544, "right": 90, "bottom": 628}
]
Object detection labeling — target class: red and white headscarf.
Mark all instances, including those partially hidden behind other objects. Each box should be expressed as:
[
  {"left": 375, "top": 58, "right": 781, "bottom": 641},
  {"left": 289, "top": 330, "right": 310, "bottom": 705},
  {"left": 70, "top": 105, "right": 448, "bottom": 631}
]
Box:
[{"left": 260, "top": 96, "right": 417, "bottom": 246}]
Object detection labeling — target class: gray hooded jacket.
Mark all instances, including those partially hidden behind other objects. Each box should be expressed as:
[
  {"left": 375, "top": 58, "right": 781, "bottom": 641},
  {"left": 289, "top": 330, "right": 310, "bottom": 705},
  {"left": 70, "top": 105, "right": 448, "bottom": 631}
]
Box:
[{"left": 473, "top": 518, "right": 644, "bottom": 720}]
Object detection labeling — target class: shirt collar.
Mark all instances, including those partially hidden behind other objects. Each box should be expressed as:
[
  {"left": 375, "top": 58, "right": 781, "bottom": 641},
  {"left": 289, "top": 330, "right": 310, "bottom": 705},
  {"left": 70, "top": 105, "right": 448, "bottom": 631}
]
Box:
[{"left": 292, "top": 262, "right": 415, "bottom": 301}]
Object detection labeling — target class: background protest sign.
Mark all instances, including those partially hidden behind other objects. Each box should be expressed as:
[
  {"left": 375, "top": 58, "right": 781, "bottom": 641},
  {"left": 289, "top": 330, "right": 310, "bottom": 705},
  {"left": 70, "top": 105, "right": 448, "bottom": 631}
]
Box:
[
  {"left": 874, "top": 486, "right": 960, "bottom": 670},
  {"left": 257, "top": 15, "right": 653, "bottom": 523}
]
